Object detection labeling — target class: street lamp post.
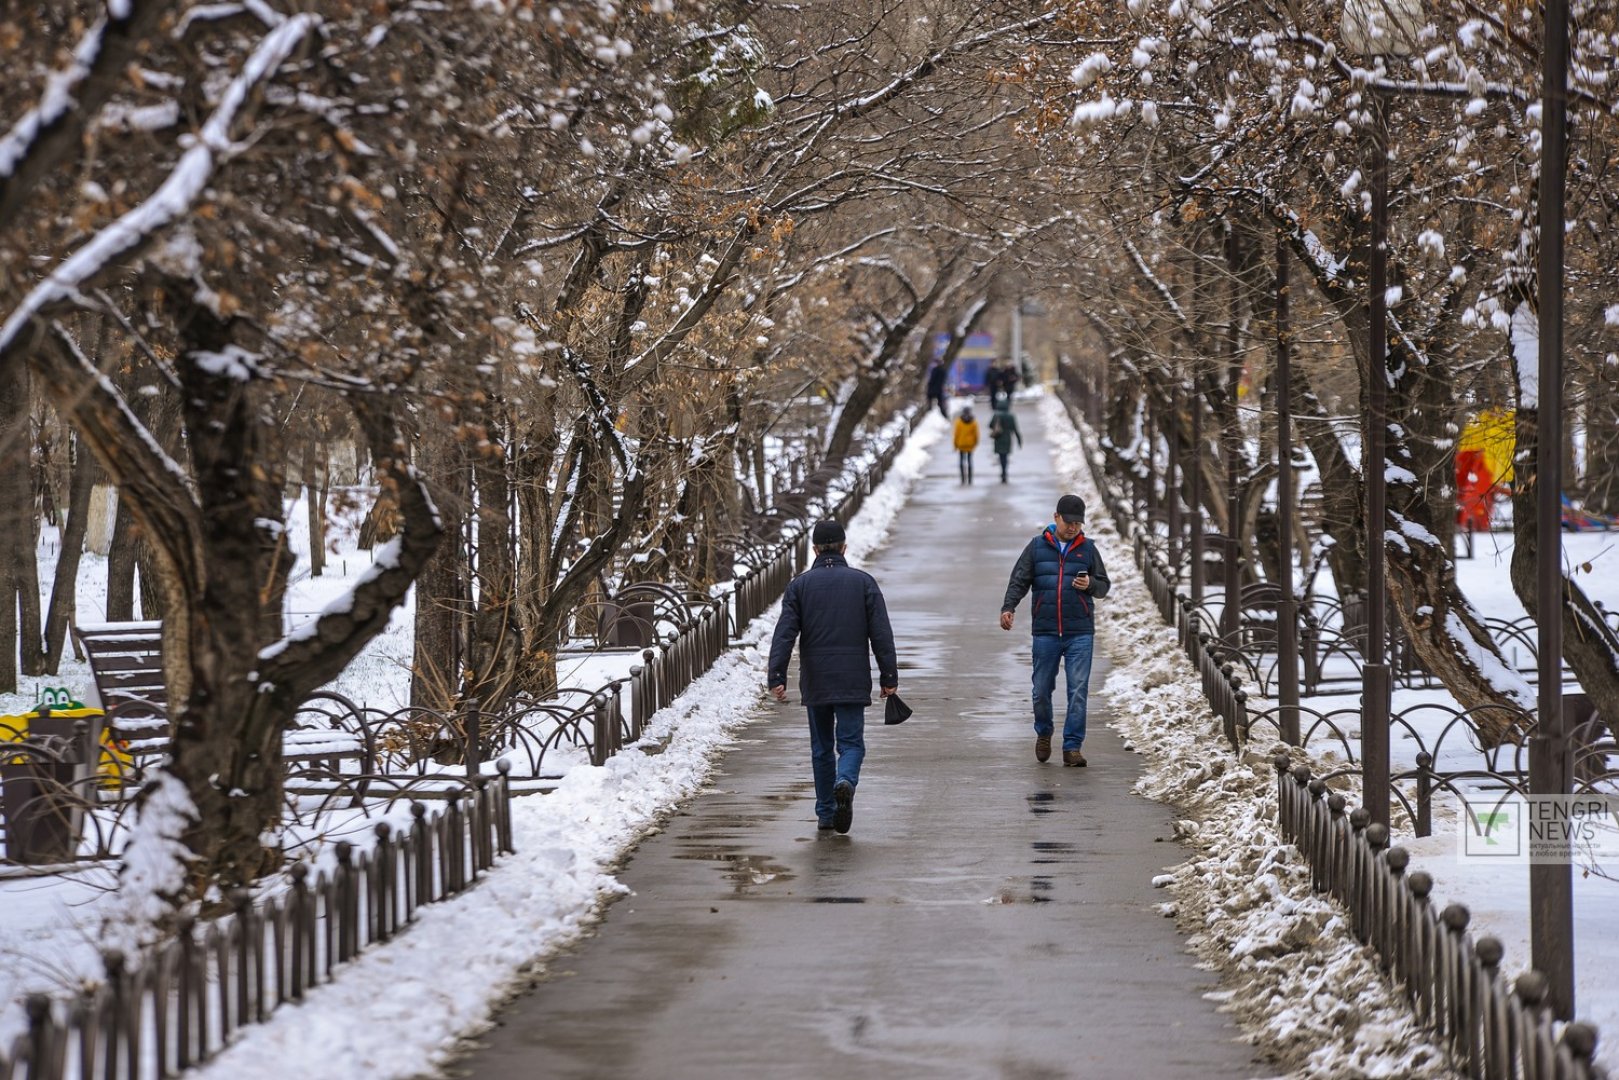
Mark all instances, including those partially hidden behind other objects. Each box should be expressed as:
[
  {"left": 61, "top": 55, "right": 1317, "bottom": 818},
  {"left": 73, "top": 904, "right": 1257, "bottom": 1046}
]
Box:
[
  {"left": 1276, "top": 232, "right": 1301, "bottom": 745},
  {"left": 1362, "top": 85, "right": 1393, "bottom": 828},
  {"left": 1168, "top": 387, "right": 1183, "bottom": 573},
  {"left": 1344, "top": 0, "right": 1421, "bottom": 829},
  {"left": 1530, "top": 0, "right": 1574, "bottom": 1021},
  {"left": 1190, "top": 391, "right": 1205, "bottom": 603},
  {"left": 1222, "top": 228, "right": 1243, "bottom": 647}
]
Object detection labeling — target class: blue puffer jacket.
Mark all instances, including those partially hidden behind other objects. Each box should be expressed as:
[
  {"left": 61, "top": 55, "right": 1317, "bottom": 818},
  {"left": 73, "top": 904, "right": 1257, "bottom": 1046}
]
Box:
[
  {"left": 1001, "top": 526, "right": 1112, "bottom": 636},
  {"left": 768, "top": 552, "right": 898, "bottom": 705}
]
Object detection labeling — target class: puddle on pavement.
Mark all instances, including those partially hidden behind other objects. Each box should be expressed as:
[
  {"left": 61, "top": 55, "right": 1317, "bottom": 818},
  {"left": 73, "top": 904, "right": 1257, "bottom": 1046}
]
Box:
[
  {"left": 1026, "top": 792, "right": 1057, "bottom": 815},
  {"left": 1030, "top": 840, "right": 1075, "bottom": 853},
  {"left": 810, "top": 896, "right": 866, "bottom": 903},
  {"left": 671, "top": 849, "right": 794, "bottom": 893},
  {"left": 986, "top": 885, "right": 1052, "bottom": 905}
]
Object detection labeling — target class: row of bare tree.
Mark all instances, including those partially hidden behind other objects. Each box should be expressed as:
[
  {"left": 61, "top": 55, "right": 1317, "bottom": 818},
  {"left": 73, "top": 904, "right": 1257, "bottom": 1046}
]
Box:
[
  {"left": 1001, "top": 0, "right": 1619, "bottom": 745},
  {"left": 0, "top": 1, "right": 1096, "bottom": 898}
]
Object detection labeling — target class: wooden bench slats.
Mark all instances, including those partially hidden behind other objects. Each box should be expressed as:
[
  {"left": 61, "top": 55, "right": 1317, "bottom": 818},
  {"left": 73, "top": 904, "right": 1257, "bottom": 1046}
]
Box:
[
  {"left": 73, "top": 622, "right": 170, "bottom": 729},
  {"left": 77, "top": 654, "right": 163, "bottom": 673}
]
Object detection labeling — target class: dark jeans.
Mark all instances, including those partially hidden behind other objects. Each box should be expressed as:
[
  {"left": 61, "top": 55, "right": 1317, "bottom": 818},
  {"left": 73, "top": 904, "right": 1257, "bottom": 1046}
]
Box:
[
  {"left": 997, "top": 451, "right": 1011, "bottom": 482},
  {"left": 807, "top": 703, "right": 866, "bottom": 824},
  {"left": 958, "top": 451, "right": 973, "bottom": 484},
  {"left": 928, "top": 392, "right": 948, "bottom": 419}
]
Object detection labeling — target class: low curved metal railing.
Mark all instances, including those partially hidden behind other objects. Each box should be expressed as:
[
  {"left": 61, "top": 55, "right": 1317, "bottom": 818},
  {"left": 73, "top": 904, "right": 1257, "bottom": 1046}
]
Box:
[
  {"left": 0, "top": 771, "right": 512, "bottom": 1079},
  {"left": 1277, "top": 760, "right": 1607, "bottom": 1080}
]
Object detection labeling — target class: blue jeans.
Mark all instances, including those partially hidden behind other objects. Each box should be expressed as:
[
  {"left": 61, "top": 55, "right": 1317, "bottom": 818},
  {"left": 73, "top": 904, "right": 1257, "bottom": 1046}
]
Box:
[
  {"left": 807, "top": 704, "right": 866, "bottom": 823},
  {"left": 1031, "top": 633, "right": 1095, "bottom": 751}
]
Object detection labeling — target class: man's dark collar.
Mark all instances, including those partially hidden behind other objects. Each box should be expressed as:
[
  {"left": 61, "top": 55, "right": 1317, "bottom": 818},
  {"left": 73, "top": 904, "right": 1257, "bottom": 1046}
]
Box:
[{"left": 814, "top": 551, "right": 849, "bottom": 568}]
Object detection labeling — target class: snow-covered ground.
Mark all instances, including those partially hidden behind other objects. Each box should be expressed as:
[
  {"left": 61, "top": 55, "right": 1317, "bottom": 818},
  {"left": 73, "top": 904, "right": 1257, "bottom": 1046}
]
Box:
[{"left": 1044, "top": 395, "right": 1458, "bottom": 1078}]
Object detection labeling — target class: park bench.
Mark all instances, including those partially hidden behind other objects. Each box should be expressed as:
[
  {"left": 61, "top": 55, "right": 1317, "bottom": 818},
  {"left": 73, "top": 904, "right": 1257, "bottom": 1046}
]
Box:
[{"left": 71, "top": 622, "right": 374, "bottom": 790}]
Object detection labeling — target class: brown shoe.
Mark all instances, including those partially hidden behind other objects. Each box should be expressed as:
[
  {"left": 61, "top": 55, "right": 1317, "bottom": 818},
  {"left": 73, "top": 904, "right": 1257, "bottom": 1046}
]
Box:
[
  {"left": 1035, "top": 734, "right": 1051, "bottom": 763},
  {"left": 1063, "top": 749, "right": 1088, "bottom": 767}
]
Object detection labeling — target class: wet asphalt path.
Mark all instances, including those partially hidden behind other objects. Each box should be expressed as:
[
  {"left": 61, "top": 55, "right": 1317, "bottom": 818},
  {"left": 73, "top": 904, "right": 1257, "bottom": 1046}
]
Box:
[{"left": 448, "top": 403, "right": 1263, "bottom": 1080}]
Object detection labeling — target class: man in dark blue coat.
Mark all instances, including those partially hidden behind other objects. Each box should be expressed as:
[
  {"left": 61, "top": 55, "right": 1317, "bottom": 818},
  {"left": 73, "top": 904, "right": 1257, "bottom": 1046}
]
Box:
[
  {"left": 999, "top": 494, "right": 1111, "bottom": 767},
  {"left": 925, "top": 362, "right": 949, "bottom": 419},
  {"left": 768, "top": 520, "right": 898, "bottom": 834}
]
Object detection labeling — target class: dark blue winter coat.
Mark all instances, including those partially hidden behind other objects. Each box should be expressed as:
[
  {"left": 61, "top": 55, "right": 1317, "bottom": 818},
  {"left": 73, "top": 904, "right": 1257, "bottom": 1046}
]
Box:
[
  {"left": 1001, "top": 526, "right": 1112, "bottom": 636},
  {"left": 768, "top": 552, "right": 898, "bottom": 706}
]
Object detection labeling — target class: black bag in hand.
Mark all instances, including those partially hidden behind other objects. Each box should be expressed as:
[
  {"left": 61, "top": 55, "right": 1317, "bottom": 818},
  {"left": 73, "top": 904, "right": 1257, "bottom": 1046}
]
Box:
[{"left": 884, "top": 693, "right": 913, "bottom": 725}]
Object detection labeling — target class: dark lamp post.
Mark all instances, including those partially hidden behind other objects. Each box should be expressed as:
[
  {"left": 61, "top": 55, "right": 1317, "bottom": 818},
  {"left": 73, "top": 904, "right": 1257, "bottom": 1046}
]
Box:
[
  {"left": 1344, "top": 0, "right": 1417, "bottom": 830},
  {"left": 1530, "top": 0, "right": 1574, "bottom": 1021}
]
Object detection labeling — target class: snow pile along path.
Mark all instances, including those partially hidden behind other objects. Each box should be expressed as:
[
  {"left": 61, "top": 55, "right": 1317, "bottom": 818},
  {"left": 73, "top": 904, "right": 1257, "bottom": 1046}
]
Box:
[
  {"left": 1040, "top": 395, "right": 1455, "bottom": 1080},
  {"left": 192, "top": 412, "right": 948, "bottom": 1080}
]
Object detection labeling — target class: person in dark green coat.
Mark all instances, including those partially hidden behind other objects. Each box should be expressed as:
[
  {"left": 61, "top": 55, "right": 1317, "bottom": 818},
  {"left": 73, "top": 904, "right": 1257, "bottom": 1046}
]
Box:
[{"left": 989, "top": 405, "right": 1023, "bottom": 483}]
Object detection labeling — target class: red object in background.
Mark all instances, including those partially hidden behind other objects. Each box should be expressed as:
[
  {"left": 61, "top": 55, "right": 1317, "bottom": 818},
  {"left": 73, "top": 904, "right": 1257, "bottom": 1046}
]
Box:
[{"left": 1455, "top": 448, "right": 1496, "bottom": 531}]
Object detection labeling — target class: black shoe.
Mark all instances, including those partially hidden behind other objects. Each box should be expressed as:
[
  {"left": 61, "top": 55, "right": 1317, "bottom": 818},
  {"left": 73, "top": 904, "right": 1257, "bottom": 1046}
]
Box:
[
  {"left": 833, "top": 781, "right": 855, "bottom": 834},
  {"left": 817, "top": 820, "right": 835, "bottom": 831},
  {"left": 1035, "top": 734, "right": 1051, "bottom": 763}
]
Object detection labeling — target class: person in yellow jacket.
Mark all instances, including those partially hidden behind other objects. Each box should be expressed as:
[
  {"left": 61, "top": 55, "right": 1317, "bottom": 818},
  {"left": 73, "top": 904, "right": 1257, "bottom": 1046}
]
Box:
[{"left": 953, "top": 406, "right": 980, "bottom": 485}]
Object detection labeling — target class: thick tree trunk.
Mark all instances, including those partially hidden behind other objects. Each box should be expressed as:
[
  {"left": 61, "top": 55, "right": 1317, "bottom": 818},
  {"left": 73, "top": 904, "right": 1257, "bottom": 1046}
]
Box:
[
  {"left": 821, "top": 371, "right": 887, "bottom": 469},
  {"left": 513, "top": 416, "right": 559, "bottom": 700},
  {"left": 1583, "top": 396, "right": 1619, "bottom": 516},
  {"left": 467, "top": 412, "right": 520, "bottom": 712},
  {"left": 106, "top": 498, "right": 139, "bottom": 620},
  {"left": 412, "top": 426, "right": 467, "bottom": 709},
  {"left": 0, "top": 361, "right": 37, "bottom": 688},
  {"left": 1511, "top": 397, "right": 1619, "bottom": 746}
]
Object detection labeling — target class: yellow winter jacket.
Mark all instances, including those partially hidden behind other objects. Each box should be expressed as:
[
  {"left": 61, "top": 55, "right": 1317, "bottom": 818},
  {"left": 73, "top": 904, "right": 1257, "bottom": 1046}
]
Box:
[{"left": 953, "top": 416, "right": 980, "bottom": 452}]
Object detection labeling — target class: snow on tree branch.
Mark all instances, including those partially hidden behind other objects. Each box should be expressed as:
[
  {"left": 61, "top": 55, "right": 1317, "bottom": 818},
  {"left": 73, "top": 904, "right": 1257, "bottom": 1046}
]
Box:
[
  {"left": 0, "top": 13, "right": 320, "bottom": 368},
  {"left": 0, "top": 0, "right": 174, "bottom": 222}
]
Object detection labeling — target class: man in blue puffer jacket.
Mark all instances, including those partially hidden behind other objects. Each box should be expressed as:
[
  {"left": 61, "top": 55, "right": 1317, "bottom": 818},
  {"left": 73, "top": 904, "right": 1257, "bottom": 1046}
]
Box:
[
  {"left": 769, "top": 519, "right": 899, "bottom": 834},
  {"left": 999, "top": 494, "right": 1112, "bottom": 766}
]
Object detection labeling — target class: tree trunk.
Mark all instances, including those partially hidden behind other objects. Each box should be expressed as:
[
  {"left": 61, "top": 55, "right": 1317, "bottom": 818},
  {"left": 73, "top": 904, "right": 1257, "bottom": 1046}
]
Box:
[
  {"left": 305, "top": 438, "right": 325, "bottom": 578},
  {"left": 106, "top": 497, "right": 138, "bottom": 620},
  {"left": 467, "top": 411, "right": 520, "bottom": 712},
  {"left": 1511, "top": 384, "right": 1619, "bottom": 746},
  {"left": 513, "top": 416, "right": 559, "bottom": 700},
  {"left": 45, "top": 433, "right": 100, "bottom": 671},
  {"left": 412, "top": 426, "right": 467, "bottom": 709},
  {"left": 821, "top": 371, "right": 888, "bottom": 469},
  {"left": 0, "top": 361, "right": 35, "bottom": 688}
]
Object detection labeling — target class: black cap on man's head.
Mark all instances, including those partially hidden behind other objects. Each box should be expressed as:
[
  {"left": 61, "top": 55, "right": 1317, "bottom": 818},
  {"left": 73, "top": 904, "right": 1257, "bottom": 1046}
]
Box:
[
  {"left": 812, "top": 519, "right": 846, "bottom": 546},
  {"left": 1056, "top": 494, "right": 1086, "bottom": 524}
]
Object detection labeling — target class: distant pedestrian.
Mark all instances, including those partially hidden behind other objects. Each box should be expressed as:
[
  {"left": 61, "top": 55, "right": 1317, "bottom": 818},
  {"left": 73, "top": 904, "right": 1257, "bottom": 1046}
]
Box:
[
  {"left": 925, "top": 362, "right": 949, "bottom": 419},
  {"left": 987, "top": 360, "right": 1016, "bottom": 410},
  {"left": 953, "top": 407, "right": 980, "bottom": 485},
  {"left": 988, "top": 404, "right": 1022, "bottom": 483},
  {"left": 769, "top": 520, "right": 899, "bottom": 834},
  {"left": 999, "top": 494, "right": 1111, "bottom": 767}
]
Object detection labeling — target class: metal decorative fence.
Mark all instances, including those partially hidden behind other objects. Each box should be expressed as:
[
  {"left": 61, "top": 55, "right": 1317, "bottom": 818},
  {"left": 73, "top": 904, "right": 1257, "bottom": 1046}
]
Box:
[
  {"left": 1054, "top": 380, "right": 1611, "bottom": 1080},
  {"left": 0, "top": 771, "right": 513, "bottom": 1079},
  {"left": 1276, "top": 761, "right": 1606, "bottom": 1080}
]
